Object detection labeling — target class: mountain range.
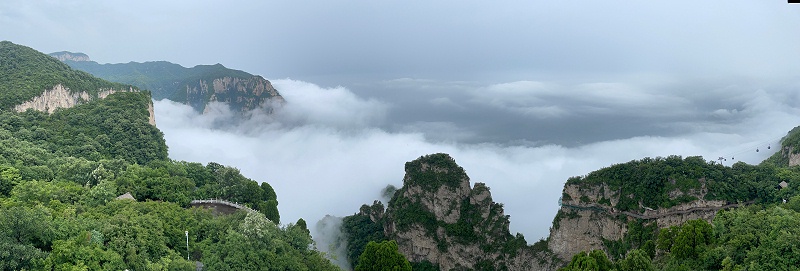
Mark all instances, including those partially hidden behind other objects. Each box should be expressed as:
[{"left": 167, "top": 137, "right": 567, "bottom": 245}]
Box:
[
  {"left": 49, "top": 51, "right": 284, "bottom": 113},
  {"left": 4, "top": 40, "right": 800, "bottom": 270}
]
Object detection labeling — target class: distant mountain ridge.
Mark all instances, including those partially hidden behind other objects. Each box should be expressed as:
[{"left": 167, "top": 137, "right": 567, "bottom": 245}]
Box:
[{"left": 51, "top": 52, "right": 284, "bottom": 113}]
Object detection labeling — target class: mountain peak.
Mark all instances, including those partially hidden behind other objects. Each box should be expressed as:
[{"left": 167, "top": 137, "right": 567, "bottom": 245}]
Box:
[{"left": 49, "top": 51, "right": 91, "bottom": 62}]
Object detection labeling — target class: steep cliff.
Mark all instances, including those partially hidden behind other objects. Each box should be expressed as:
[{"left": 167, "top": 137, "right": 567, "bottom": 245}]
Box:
[
  {"left": 345, "top": 153, "right": 561, "bottom": 271},
  {"left": 549, "top": 182, "right": 731, "bottom": 261},
  {"left": 56, "top": 57, "right": 285, "bottom": 113},
  {"left": 181, "top": 75, "right": 284, "bottom": 114}
]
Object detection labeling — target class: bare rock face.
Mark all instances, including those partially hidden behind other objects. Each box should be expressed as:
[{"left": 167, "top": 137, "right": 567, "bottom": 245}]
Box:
[
  {"left": 14, "top": 84, "right": 90, "bottom": 113},
  {"left": 383, "top": 153, "right": 560, "bottom": 271},
  {"left": 14, "top": 84, "right": 156, "bottom": 125},
  {"left": 49, "top": 51, "right": 91, "bottom": 62},
  {"left": 187, "top": 76, "right": 285, "bottom": 114},
  {"left": 781, "top": 146, "right": 800, "bottom": 167},
  {"left": 549, "top": 182, "right": 734, "bottom": 262},
  {"left": 790, "top": 153, "right": 800, "bottom": 167},
  {"left": 548, "top": 208, "right": 627, "bottom": 261}
]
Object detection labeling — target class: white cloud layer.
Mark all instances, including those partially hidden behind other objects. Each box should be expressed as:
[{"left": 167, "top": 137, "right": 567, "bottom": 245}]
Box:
[{"left": 155, "top": 79, "right": 799, "bottom": 249}]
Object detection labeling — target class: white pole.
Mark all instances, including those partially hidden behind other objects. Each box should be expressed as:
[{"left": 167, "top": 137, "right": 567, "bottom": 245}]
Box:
[{"left": 185, "top": 230, "right": 189, "bottom": 261}]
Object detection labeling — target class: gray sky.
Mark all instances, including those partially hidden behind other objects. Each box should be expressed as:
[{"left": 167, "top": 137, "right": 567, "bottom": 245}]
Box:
[{"left": 3, "top": 0, "right": 800, "bottom": 253}]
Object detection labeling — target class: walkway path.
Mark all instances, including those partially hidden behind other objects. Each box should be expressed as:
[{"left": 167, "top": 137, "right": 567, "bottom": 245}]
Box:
[{"left": 561, "top": 201, "right": 752, "bottom": 220}]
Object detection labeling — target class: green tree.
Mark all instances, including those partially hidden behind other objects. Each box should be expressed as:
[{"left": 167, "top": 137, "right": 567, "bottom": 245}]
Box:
[
  {"left": 559, "top": 250, "right": 612, "bottom": 271},
  {"left": 43, "top": 231, "right": 126, "bottom": 271},
  {"left": 0, "top": 165, "right": 21, "bottom": 195},
  {"left": 0, "top": 236, "right": 47, "bottom": 270},
  {"left": 616, "top": 249, "right": 655, "bottom": 271},
  {"left": 355, "top": 240, "right": 411, "bottom": 271}
]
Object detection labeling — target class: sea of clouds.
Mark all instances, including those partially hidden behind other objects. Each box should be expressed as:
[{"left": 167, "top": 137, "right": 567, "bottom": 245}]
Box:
[{"left": 154, "top": 78, "right": 798, "bottom": 268}]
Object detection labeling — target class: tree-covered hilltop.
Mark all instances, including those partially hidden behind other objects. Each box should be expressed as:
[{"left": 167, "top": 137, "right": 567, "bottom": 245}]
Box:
[
  {"left": 0, "top": 41, "right": 134, "bottom": 110},
  {"left": 564, "top": 155, "right": 798, "bottom": 212},
  {"left": 55, "top": 54, "right": 284, "bottom": 113},
  {"left": 0, "top": 42, "right": 339, "bottom": 270}
]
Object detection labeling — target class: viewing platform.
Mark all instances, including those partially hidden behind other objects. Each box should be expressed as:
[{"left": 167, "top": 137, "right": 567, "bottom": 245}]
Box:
[{"left": 190, "top": 199, "right": 256, "bottom": 215}]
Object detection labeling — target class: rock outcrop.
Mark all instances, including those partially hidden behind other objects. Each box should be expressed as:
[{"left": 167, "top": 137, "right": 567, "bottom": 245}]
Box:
[
  {"left": 774, "top": 146, "right": 800, "bottom": 167},
  {"left": 49, "top": 51, "right": 90, "bottom": 62},
  {"left": 186, "top": 76, "right": 285, "bottom": 114},
  {"left": 364, "top": 153, "right": 560, "bottom": 271},
  {"left": 549, "top": 181, "right": 741, "bottom": 262},
  {"left": 14, "top": 84, "right": 156, "bottom": 125}
]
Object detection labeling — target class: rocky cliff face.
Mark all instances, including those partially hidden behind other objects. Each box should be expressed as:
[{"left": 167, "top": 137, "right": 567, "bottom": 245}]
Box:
[
  {"left": 368, "top": 153, "right": 559, "bottom": 271},
  {"left": 186, "top": 76, "right": 285, "bottom": 114},
  {"left": 49, "top": 51, "right": 90, "bottom": 62},
  {"left": 548, "top": 181, "right": 731, "bottom": 261},
  {"left": 773, "top": 146, "right": 800, "bottom": 167},
  {"left": 14, "top": 84, "right": 156, "bottom": 125}
]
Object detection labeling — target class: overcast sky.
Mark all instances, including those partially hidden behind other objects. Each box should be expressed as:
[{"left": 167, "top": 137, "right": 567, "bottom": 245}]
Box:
[{"left": 3, "top": 0, "right": 800, "bottom": 258}]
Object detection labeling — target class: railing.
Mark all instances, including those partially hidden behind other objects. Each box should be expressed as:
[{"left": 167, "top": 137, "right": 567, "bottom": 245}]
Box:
[{"left": 190, "top": 199, "right": 257, "bottom": 213}]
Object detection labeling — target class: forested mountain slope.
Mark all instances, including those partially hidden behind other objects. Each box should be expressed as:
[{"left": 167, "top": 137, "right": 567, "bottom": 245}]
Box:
[
  {"left": 0, "top": 41, "right": 338, "bottom": 270},
  {"left": 0, "top": 41, "right": 137, "bottom": 112}
]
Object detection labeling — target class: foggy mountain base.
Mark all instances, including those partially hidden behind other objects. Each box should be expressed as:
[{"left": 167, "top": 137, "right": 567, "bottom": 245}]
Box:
[
  {"left": 154, "top": 79, "right": 795, "bottom": 267},
  {"left": 314, "top": 215, "right": 350, "bottom": 270}
]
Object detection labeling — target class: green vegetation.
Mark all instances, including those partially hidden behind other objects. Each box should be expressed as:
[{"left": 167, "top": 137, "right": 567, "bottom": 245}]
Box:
[
  {"left": 341, "top": 205, "right": 387, "bottom": 268},
  {"left": 566, "top": 203, "right": 800, "bottom": 270},
  {"left": 0, "top": 41, "right": 134, "bottom": 110},
  {"left": 559, "top": 249, "right": 657, "bottom": 271},
  {"left": 354, "top": 240, "right": 412, "bottom": 271},
  {"left": 567, "top": 155, "right": 800, "bottom": 211},
  {"left": 0, "top": 97, "right": 331, "bottom": 269},
  {"left": 62, "top": 61, "right": 250, "bottom": 100},
  {"left": 559, "top": 250, "right": 613, "bottom": 271},
  {"left": 0, "top": 42, "right": 337, "bottom": 270},
  {"left": 402, "top": 153, "right": 469, "bottom": 191},
  {"left": 559, "top": 125, "right": 800, "bottom": 270},
  {"left": 763, "top": 126, "right": 800, "bottom": 166},
  {"left": 602, "top": 220, "right": 657, "bottom": 260},
  {"left": 2, "top": 91, "right": 167, "bottom": 165}
]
